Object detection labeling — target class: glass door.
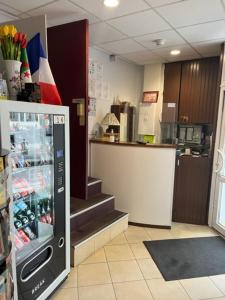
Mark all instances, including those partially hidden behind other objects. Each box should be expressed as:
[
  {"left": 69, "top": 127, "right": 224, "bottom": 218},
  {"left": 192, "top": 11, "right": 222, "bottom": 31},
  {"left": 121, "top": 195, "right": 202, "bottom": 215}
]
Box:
[
  {"left": 9, "top": 112, "right": 54, "bottom": 263},
  {"left": 212, "top": 93, "right": 225, "bottom": 236}
]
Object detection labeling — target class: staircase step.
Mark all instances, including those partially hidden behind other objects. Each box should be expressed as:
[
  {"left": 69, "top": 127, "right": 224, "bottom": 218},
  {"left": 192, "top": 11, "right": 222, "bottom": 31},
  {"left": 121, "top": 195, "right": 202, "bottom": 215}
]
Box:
[
  {"left": 71, "top": 212, "right": 128, "bottom": 266},
  {"left": 70, "top": 193, "right": 114, "bottom": 217},
  {"left": 88, "top": 177, "right": 102, "bottom": 198},
  {"left": 71, "top": 210, "right": 128, "bottom": 247}
]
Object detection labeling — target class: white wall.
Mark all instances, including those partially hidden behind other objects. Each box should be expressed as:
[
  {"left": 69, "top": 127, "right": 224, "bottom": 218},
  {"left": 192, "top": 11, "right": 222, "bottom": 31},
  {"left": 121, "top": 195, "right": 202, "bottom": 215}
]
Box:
[
  {"left": 138, "top": 63, "right": 164, "bottom": 142},
  {"left": 88, "top": 47, "right": 144, "bottom": 136}
]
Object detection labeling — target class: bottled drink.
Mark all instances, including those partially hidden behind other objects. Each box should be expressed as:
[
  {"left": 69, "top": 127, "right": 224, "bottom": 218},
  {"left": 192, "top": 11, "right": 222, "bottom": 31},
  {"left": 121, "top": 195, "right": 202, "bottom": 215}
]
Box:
[
  {"left": 45, "top": 199, "right": 52, "bottom": 224},
  {"left": 14, "top": 217, "right": 23, "bottom": 230},
  {"left": 13, "top": 204, "right": 29, "bottom": 226},
  {"left": 17, "top": 201, "right": 35, "bottom": 222},
  {"left": 17, "top": 229, "right": 30, "bottom": 244},
  {"left": 23, "top": 226, "right": 36, "bottom": 240}
]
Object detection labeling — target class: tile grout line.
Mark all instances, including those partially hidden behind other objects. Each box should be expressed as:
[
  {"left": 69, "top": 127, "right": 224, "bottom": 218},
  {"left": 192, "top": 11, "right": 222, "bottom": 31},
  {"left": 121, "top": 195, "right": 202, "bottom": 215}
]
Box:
[
  {"left": 208, "top": 276, "right": 225, "bottom": 296},
  {"left": 103, "top": 246, "right": 118, "bottom": 300}
]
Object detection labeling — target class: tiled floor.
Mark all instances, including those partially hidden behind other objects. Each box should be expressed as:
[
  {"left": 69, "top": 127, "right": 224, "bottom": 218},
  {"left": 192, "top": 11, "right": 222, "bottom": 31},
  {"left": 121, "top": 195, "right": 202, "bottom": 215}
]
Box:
[{"left": 52, "top": 223, "right": 225, "bottom": 300}]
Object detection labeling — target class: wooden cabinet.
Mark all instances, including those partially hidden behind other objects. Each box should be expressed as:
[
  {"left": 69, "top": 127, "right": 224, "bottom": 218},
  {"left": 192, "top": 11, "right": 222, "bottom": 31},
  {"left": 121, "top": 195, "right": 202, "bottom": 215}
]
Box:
[
  {"left": 179, "top": 57, "right": 219, "bottom": 124},
  {"left": 172, "top": 156, "right": 211, "bottom": 225},
  {"left": 163, "top": 62, "right": 181, "bottom": 104}
]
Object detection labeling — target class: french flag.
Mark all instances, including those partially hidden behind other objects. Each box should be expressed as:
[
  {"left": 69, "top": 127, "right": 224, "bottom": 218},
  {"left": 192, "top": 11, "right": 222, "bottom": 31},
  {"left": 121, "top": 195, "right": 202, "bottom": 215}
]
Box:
[{"left": 27, "top": 33, "right": 62, "bottom": 105}]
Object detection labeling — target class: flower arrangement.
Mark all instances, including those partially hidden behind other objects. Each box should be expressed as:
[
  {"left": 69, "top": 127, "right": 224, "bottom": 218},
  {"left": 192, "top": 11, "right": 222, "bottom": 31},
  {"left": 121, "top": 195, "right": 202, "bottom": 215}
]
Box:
[{"left": 0, "top": 24, "right": 27, "bottom": 61}]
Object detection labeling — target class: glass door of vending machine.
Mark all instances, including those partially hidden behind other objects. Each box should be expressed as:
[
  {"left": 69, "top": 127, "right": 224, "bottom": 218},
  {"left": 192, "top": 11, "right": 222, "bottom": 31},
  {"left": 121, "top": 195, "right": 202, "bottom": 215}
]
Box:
[{"left": 0, "top": 101, "right": 70, "bottom": 300}]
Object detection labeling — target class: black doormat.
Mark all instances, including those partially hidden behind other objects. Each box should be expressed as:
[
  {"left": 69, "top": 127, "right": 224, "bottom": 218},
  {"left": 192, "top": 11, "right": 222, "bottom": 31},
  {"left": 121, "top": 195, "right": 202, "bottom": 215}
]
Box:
[{"left": 144, "top": 236, "right": 225, "bottom": 281}]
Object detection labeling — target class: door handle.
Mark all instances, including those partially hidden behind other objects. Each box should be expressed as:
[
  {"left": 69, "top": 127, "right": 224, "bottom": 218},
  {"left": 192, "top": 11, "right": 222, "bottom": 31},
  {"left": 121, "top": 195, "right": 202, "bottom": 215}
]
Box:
[{"left": 214, "top": 149, "right": 224, "bottom": 173}]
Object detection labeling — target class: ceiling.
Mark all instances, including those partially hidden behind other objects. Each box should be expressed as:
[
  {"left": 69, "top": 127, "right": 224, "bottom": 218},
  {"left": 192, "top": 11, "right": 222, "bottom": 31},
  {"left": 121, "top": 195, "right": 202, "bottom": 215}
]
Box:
[{"left": 0, "top": 0, "right": 225, "bottom": 65}]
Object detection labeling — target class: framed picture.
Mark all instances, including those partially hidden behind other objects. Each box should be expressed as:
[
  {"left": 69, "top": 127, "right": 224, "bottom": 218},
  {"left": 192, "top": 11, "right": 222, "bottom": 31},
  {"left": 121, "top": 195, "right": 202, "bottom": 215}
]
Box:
[{"left": 143, "top": 91, "right": 159, "bottom": 103}]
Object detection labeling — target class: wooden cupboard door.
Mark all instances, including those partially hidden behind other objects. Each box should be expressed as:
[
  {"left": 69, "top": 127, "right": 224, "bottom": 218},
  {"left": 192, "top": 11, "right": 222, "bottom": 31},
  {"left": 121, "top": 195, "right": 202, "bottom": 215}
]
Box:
[
  {"left": 172, "top": 156, "right": 211, "bottom": 225},
  {"left": 163, "top": 62, "right": 181, "bottom": 103},
  {"left": 179, "top": 57, "right": 219, "bottom": 124},
  {"left": 48, "top": 20, "right": 89, "bottom": 200}
]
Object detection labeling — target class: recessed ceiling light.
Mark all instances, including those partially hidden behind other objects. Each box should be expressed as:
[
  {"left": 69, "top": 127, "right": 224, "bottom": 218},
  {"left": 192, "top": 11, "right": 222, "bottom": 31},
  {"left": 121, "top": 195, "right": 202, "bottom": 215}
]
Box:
[
  {"left": 104, "top": 0, "right": 119, "bottom": 7},
  {"left": 170, "top": 49, "right": 181, "bottom": 56}
]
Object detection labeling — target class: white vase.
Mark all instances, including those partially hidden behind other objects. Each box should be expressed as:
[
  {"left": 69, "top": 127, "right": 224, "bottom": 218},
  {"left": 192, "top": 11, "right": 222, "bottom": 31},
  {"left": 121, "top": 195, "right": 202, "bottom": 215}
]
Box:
[{"left": 4, "top": 60, "right": 22, "bottom": 100}]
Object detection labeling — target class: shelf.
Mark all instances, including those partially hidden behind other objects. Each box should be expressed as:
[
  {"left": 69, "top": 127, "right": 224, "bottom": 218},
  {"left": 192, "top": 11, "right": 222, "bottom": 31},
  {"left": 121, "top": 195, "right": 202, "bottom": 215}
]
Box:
[{"left": 12, "top": 163, "right": 53, "bottom": 175}]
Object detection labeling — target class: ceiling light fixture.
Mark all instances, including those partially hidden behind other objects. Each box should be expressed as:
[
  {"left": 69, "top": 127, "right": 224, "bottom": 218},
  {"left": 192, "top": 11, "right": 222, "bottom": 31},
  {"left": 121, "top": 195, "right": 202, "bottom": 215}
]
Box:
[
  {"left": 104, "top": 0, "right": 119, "bottom": 7},
  {"left": 170, "top": 49, "right": 181, "bottom": 56}
]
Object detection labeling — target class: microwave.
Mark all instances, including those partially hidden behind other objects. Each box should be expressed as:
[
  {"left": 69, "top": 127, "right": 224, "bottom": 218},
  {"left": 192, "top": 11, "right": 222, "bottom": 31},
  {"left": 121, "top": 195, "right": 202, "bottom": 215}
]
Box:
[{"left": 178, "top": 125, "right": 202, "bottom": 144}]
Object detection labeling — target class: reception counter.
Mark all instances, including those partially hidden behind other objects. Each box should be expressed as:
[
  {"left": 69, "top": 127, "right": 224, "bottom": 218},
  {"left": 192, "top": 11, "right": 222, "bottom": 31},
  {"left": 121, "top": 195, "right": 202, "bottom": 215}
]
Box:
[{"left": 90, "top": 139, "right": 176, "bottom": 227}]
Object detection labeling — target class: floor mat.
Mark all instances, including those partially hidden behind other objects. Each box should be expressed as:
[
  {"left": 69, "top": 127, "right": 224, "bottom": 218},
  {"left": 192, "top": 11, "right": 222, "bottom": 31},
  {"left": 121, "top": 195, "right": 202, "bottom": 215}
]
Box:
[{"left": 144, "top": 236, "right": 225, "bottom": 281}]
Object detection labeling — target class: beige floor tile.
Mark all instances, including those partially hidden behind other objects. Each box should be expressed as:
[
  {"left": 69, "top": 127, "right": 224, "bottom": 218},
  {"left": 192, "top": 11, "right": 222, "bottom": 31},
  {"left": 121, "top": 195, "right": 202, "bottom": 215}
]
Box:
[
  {"left": 125, "top": 230, "right": 150, "bottom": 243},
  {"left": 114, "top": 280, "right": 154, "bottom": 300},
  {"left": 82, "top": 248, "right": 106, "bottom": 264},
  {"left": 61, "top": 267, "right": 78, "bottom": 288},
  {"left": 206, "top": 298, "right": 225, "bottom": 300},
  {"left": 52, "top": 287, "right": 78, "bottom": 300},
  {"left": 104, "top": 244, "right": 134, "bottom": 261},
  {"left": 180, "top": 277, "right": 223, "bottom": 300},
  {"left": 147, "top": 278, "right": 189, "bottom": 300},
  {"left": 129, "top": 243, "right": 151, "bottom": 259},
  {"left": 137, "top": 258, "right": 162, "bottom": 279},
  {"left": 79, "top": 284, "right": 116, "bottom": 300},
  {"left": 106, "top": 233, "right": 128, "bottom": 245},
  {"left": 78, "top": 263, "right": 111, "bottom": 287},
  {"left": 145, "top": 228, "right": 174, "bottom": 240},
  {"left": 108, "top": 260, "right": 143, "bottom": 283},
  {"left": 210, "top": 275, "right": 225, "bottom": 294},
  {"left": 127, "top": 225, "right": 146, "bottom": 231}
]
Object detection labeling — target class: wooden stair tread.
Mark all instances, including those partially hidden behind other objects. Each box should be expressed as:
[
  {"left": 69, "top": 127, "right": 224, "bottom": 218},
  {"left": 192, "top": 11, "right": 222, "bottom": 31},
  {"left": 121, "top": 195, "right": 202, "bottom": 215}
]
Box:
[
  {"left": 71, "top": 210, "right": 127, "bottom": 246},
  {"left": 88, "top": 177, "right": 102, "bottom": 185},
  {"left": 70, "top": 193, "right": 114, "bottom": 216}
]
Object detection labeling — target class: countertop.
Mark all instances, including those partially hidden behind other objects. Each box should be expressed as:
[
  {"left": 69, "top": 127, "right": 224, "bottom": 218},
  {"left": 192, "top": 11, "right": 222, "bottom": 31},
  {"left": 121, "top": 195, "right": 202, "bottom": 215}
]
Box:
[{"left": 89, "top": 138, "right": 176, "bottom": 149}]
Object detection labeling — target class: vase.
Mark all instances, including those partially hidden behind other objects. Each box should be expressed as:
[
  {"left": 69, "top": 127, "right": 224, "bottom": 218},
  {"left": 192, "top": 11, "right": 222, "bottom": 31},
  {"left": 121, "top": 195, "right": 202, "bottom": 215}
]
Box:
[{"left": 4, "top": 60, "right": 22, "bottom": 100}]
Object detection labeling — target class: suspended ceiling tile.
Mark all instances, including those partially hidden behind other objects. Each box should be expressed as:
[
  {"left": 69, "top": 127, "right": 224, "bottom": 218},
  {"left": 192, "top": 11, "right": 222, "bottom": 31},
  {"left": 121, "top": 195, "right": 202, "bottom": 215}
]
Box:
[
  {"left": 152, "top": 44, "right": 199, "bottom": 59},
  {"left": 191, "top": 39, "right": 223, "bottom": 56},
  {"left": 0, "top": 2, "right": 22, "bottom": 15},
  {"left": 177, "top": 20, "right": 225, "bottom": 43},
  {"left": 70, "top": 0, "right": 150, "bottom": 21},
  {"left": 156, "top": 0, "right": 225, "bottom": 28},
  {"left": 29, "top": 0, "right": 99, "bottom": 26},
  {"left": 146, "top": 0, "right": 185, "bottom": 7},
  {"left": 121, "top": 50, "right": 164, "bottom": 64},
  {"left": 90, "top": 22, "right": 126, "bottom": 45},
  {"left": 135, "top": 30, "right": 186, "bottom": 50},
  {"left": 99, "top": 39, "right": 146, "bottom": 54},
  {"left": 108, "top": 9, "right": 171, "bottom": 37},
  {"left": 0, "top": 10, "right": 18, "bottom": 23},
  {"left": 1, "top": 0, "right": 54, "bottom": 12}
]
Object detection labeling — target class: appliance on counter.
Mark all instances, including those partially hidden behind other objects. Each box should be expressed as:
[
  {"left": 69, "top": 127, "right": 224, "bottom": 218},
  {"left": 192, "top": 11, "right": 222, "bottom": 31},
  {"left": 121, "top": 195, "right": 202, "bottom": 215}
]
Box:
[
  {"left": 0, "top": 101, "right": 70, "bottom": 300},
  {"left": 0, "top": 149, "right": 15, "bottom": 300}
]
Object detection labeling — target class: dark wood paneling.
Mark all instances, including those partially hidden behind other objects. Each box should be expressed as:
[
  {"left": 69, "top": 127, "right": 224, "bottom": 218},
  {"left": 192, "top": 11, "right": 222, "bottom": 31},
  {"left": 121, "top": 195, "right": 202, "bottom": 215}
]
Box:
[
  {"left": 48, "top": 20, "right": 89, "bottom": 199},
  {"left": 172, "top": 156, "right": 211, "bottom": 225},
  {"left": 163, "top": 62, "right": 181, "bottom": 103},
  {"left": 179, "top": 57, "right": 220, "bottom": 124}
]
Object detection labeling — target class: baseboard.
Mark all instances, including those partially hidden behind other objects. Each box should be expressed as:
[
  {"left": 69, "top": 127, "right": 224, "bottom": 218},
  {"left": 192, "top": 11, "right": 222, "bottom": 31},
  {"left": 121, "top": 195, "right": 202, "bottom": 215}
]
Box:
[{"left": 128, "top": 221, "right": 171, "bottom": 229}]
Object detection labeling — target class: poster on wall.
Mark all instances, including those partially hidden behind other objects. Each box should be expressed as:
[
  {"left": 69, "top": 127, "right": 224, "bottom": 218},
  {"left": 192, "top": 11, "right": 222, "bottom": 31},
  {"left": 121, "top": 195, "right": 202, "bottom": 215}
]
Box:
[{"left": 88, "top": 98, "right": 97, "bottom": 117}]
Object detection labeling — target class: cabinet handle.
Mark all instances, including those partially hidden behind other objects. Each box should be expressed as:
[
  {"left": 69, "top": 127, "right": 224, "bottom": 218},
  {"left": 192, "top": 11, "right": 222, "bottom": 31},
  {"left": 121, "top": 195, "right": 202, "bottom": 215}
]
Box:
[{"left": 177, "top": 159, "right": 180, "bottom": 167}]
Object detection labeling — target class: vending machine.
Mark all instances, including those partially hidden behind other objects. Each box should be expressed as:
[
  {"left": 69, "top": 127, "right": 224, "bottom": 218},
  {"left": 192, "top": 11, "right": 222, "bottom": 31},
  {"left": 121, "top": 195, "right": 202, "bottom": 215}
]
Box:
[{"left": 0, "top": 101, "right": 70, "bottom": 300}]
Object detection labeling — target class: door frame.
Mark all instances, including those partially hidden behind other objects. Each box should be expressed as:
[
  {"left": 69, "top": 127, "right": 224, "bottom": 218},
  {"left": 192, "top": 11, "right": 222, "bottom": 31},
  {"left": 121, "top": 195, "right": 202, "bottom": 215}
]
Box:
[{"left": 209, "top": 77, "right": 225, "bottom": 235}]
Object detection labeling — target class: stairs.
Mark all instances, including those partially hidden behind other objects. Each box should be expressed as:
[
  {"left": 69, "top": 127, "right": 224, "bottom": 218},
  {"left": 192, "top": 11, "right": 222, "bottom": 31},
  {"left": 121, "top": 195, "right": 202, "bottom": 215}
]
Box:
[{"left": 70, "top": 177, "right": 128, "bottom": 267}]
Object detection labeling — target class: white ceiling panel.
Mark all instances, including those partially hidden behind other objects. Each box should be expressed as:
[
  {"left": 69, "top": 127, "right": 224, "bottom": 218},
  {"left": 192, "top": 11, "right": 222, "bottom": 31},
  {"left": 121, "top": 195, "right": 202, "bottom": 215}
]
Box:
[
  {"left": 152, "top": 44, "right": 199, "bottom": 59},
  {"left": 90, "top": 22, "right": 126, "bottom": 45},
  {"left": 0, "top": 0, "right": 54, "bottom": 12},
  {"left": 70, "top": 0, "right": 149, "bottom": 21},
  {"left": 108, "top": 9, "right": 171, "bottom": 37},
  {"left": 177, "top": 20, "right": 225, "bottom": 43},
  {"left": 121, "top": 50, "right": 165, "bottom": 64},
  {"left": 99, "top": 39, "right": 145, "bottom": 54},
  {"left": 0, "top": 2, "right": 22, "bottom": 15},
  {"left": 135, "top": 30, "right": 186, "bottom": 49},
  {"left": 156, "top": 0, "right": 225, "bottom": 28},
  {"left": 167, "top": 53, "right": 201, "bottom": 62},
  {"left": 29, "top": 0, "right": 99, "bottom": 26},
  {"left": 0, "top": 10, "right": 17, "bottom": 23},
  {"left": 191, "top": 40, "right": 223, "bottom": 57},
  {"left": 146, "top": 0, "right": 185, "bottom": 8}
]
